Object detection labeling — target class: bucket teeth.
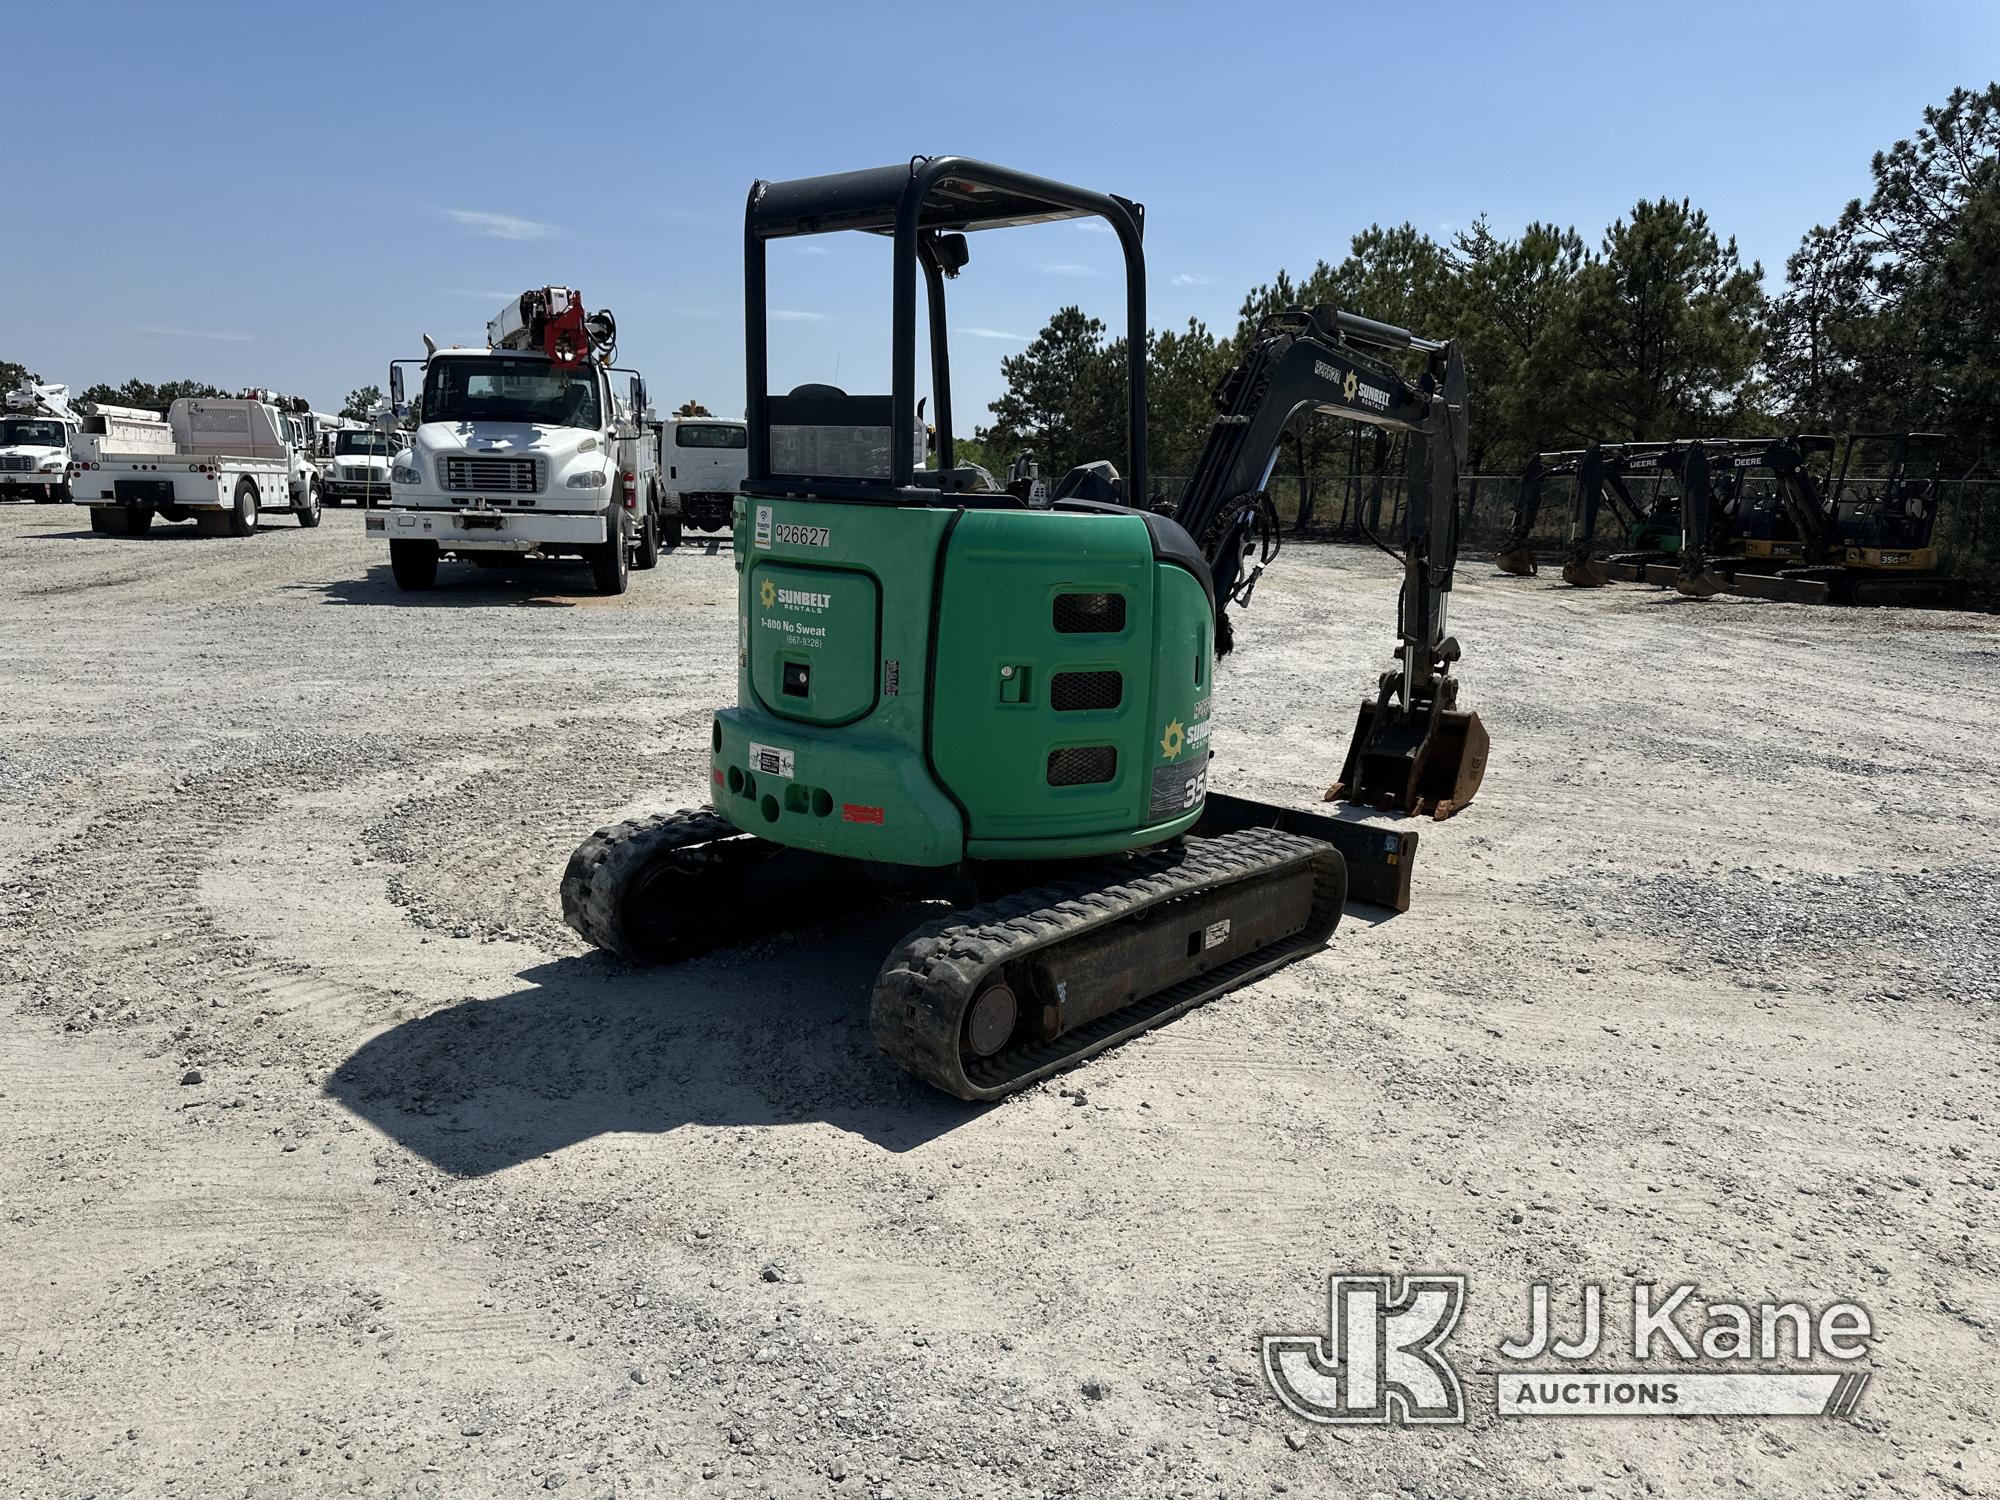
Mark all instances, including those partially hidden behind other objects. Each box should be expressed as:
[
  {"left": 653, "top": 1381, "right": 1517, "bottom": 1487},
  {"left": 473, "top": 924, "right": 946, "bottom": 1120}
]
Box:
[{"left": 1335, "top": 691, "right": 1489, "bottom": 820}]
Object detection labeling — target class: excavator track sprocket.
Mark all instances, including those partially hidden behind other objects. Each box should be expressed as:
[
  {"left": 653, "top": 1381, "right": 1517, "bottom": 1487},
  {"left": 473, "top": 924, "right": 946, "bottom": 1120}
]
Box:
[
  {"left": 871, "top": 829, "right": 1346, "bottom": 1101},
  {"left": 562, "top": 807, "right": 866, "bottom": 963}
]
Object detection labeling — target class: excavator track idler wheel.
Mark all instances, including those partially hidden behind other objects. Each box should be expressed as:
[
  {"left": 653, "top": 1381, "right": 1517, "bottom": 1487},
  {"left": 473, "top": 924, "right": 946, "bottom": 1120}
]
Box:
[{"left": 964, "top": 982, "right": 1020, "bottom": 1059}]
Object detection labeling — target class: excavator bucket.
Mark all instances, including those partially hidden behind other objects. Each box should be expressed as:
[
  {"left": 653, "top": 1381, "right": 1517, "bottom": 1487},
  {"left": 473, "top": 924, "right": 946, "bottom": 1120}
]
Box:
[
  {"left": 1493, "top": 544, "right": 1538, "bottom": 577},
  {"left": 1673, "top": 557, "right": 1726, "bottom": 598},
  {"left": 1331, "top": 685, "right": 1490, "bottom": 821},
  {"left": 1560, "top": 554, "right": 1611, "bottom": 588}
]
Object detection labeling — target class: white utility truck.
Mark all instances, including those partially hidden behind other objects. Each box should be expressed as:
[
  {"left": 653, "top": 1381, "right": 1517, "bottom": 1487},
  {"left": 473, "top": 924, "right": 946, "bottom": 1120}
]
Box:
[
  {"left": 663, "top": 402, "right": 745, "bottom": 539},
  {"left": 324, "top": 426, "right": 399, "bottom": 507},
  {"left": 70, "top": 393, "right": 325, "bottom": 536},
  {"left": 370, "top": 287, "right": 662, "bottom": 594},
  {"left": 2, "top": 383, "right": 82, "bottom": 503}
]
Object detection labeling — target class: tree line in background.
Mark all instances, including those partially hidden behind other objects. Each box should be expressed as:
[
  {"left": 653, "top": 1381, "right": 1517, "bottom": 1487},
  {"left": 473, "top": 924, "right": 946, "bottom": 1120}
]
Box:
[
  {"left": 970, "top": 84, "right": 2000, "bottom": 486},
  {"left": 0, "top": 362, "right": 386, "bottom": 423}
]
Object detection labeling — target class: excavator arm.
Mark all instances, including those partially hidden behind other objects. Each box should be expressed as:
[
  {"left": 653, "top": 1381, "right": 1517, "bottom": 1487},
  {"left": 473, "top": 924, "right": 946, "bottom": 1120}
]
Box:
[{"left": 1171, "top": 305, "right": 1486, "bottom": 819}]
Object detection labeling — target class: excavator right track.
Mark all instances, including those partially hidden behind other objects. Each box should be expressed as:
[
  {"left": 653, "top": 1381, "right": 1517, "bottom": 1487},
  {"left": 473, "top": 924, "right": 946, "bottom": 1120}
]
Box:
[{"left": 871, "top": 829, "right": 1346, "bottom": 1101}]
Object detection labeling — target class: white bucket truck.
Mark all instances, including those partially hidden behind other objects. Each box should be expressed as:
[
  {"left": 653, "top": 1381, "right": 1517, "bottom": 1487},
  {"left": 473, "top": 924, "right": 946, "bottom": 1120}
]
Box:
[
  {"left": 2, "top": 382, "right": 86, "bottom": 503},
  {"left": 369, "top": 287, "right": 663, "bottom": 595}
]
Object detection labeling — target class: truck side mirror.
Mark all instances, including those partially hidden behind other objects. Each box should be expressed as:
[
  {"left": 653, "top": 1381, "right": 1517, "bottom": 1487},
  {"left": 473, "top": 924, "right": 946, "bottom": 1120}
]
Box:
[
  {"left": 389, "top": 365, "right": 406, "bottom": 416},
  {"left": 631, "top": 376, "right": 647, "bottom": 419}
]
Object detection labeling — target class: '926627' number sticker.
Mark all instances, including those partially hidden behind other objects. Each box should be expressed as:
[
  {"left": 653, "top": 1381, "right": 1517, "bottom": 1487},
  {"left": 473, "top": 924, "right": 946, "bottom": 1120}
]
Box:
[{"left": 773, "top": 523, "right": 830, "bottom": 548}]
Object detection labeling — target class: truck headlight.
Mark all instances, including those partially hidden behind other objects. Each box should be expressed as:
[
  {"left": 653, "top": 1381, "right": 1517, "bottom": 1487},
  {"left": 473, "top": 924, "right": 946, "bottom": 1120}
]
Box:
[
  {"left": 392, "top": 463, "right": 422, "bottom": 485},
  {"left": 565, "top": 470, "right": 608, "bottom": 489},
  {"left": 40, "top": 459, "right": 64, "bottom": 472}
]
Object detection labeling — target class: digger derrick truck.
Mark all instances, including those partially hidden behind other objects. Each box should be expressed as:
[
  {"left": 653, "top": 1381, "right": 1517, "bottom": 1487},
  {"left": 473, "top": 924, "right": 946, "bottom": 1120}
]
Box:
[
  {"left": 2, "top": 382, "right": 85, "bottom": 503},
  {"left": 369, "top": 287, "right": 663, "bottom": 594},
  {"left": 560, "top": 157, "right": 1490, "bottom": 1101}
]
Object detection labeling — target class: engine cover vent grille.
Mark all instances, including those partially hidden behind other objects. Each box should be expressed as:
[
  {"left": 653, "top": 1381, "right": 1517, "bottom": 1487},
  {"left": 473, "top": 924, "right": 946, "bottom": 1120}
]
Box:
[
  {"left": 1053, "top": 593, "right": 1126, "bottom": 633},
  {"left": 1046, "top": 746, "right": 1117, "bottom": 786},
  {"left": 1050, "top": 671, "right": 1123, "bottom": 712}
]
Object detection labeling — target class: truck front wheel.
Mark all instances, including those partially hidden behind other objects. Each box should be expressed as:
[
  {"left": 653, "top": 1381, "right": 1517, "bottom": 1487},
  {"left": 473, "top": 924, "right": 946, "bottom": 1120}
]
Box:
[
  {"left": 127, "top": 506, "right": 155, "bottom": 536},
  {"left": 295, "top": 478, "right": 323, "bottom": 529},
  {"left": 588, "top": 516, "right": 629, "bottom": 596},
  {"left": 661, "top": 511, "right": 682, "bottom": 549},
  {"left": 390, "top": 539, "right": 439, "bottom": 591}
]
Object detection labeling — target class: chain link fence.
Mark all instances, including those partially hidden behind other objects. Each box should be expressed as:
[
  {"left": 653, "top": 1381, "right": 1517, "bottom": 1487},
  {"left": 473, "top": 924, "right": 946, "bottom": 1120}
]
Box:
[{"left": 1156, "top": 471, "right": 2000, "bottom": 584}]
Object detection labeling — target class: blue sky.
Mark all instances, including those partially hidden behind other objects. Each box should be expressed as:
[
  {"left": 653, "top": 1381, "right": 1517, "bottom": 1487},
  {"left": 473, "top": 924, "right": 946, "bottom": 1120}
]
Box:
[{"left": 6, "top": 0, "right": 1993, "bottom": 424}]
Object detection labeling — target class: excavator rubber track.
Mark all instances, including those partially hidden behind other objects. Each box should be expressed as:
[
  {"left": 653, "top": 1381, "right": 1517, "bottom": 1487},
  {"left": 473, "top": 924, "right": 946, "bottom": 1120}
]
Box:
[
  {"left": 562, "top": 807, "right": 868, "bottom": 962},
  {"left": 870, "top": 829, "right": 1346, "bottom": 1102}
]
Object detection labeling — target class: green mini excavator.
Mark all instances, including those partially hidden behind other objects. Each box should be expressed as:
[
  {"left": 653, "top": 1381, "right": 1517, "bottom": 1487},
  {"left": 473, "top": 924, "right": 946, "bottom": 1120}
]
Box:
[{"left": 562, "top": 158, "right": 1489, "bottom": 1099}]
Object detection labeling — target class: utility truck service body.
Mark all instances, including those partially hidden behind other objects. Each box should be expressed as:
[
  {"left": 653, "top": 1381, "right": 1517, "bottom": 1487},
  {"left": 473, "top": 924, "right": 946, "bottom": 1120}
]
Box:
[
  {"left": 71, "top": 395, "right": 325, "bottom": 536},
  {"left": 370, "top": 287, "right": 662, "bottom": 594}
]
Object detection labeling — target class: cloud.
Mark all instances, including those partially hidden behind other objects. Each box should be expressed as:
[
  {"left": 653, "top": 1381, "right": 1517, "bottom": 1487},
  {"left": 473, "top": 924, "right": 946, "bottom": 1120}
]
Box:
[
  {"left": 1170, "top": 272, "right": 1211, "bottom": 287},
  {"left": 444, "top": 208, "right": 556, "bottom": 241},
  {"left": 1075, "top": 219, "right": 1114, "bottom": 234},
  {"left": 770, "top": 309, "right": 831, "bottom": 323},
  {"left": 960, "top": 327, "right": 1028, "bottom": 341},
  {"left": 447, "top": 288, "right": 514, "bottom": 301},
  {"left": 780, "top": 242, "right": 832, "bottom": 255},
  {"left": 1038, "top": 262, "right": 1099, "bottom": 277},
  {"left": 137, "top": 325, "right": 252, "bottom": 343}
]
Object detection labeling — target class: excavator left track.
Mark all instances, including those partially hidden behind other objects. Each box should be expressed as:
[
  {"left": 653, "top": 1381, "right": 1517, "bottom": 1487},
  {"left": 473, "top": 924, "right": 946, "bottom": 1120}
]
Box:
[{"left": 561, "top": 808, "right": 869, "bottom": 963}]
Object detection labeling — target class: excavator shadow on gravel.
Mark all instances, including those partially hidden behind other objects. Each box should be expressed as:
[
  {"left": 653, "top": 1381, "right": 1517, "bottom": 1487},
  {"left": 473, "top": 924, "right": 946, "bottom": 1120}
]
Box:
[{"left": 562, "top": 157, "right": 1489, "bottom": 1100}]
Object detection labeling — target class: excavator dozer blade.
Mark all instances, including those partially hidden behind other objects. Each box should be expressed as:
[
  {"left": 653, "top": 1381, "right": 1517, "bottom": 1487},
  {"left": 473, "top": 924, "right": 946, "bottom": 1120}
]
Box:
[
  {"left": 1331, "top": 694, "right": 1490, "bottom": 821},
  {"left": 1560, "top": 555, "right": 1611, "bottom": 588},
  {"left": 1493, "top": 546, "right": 1538, "bottom": 577}
]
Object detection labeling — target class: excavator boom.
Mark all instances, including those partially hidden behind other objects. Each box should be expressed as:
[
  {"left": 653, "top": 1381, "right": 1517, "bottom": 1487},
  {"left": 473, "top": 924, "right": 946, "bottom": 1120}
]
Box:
[{"left": 1173, "top": 305, "right": 1487, "bottom": 818}]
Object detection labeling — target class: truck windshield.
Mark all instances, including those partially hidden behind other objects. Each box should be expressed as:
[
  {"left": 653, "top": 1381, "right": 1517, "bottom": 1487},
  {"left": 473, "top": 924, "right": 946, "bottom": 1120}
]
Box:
[
  {"left": 676, "top": 423, "right": 747, "bottom": 449},
  {"left": 335, "top": 431, "right": 396, "bottom": 455},
  {"left": 423, "top": 356, "right": 601, "bottom": 428},
  {"left": 0, "top": 420, "right": 66, "bottom": 446}
]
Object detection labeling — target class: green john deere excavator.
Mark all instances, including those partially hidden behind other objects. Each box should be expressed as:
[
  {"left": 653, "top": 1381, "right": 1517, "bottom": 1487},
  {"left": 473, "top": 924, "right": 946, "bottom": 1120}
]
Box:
[{"left": 561, "top": 157, "right": 1489, "bottom": 1100}]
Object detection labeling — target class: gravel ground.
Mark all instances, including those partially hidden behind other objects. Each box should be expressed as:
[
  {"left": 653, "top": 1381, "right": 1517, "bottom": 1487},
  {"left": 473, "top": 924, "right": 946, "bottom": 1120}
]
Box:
[{"left": 0, "top": 502, "right": 1995, "bottom": 1499}]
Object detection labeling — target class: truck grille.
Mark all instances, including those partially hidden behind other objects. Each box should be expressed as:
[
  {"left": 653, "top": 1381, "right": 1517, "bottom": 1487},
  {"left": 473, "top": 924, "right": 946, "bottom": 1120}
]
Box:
[
  {"left": 0, "top": 455, "right": 33, "bottom": 472},
  {"left": 440, "top": 456, "right": 541, "bottom": 493}
]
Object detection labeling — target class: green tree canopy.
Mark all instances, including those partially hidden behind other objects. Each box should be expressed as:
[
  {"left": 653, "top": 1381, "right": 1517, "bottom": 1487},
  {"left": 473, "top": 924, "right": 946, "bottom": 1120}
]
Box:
[
  {"left": 341, "top": 384, "right": 384, "bottom": 421},
  {"left": 1768, "top": 83, "right": 2000, "bottom": 454},
  {"left": 1560, "top": 198, "right": 1766, "bottom": 441},
  {"left": 79, "top": 378, "right": 229, "bottom": 412}
]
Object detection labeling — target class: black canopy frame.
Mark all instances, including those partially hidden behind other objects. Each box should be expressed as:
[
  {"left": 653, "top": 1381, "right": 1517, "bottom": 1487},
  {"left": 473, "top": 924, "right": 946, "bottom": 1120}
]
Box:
[{"left": 742, "top": 156, "right": 1147, "bottom": 505}]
